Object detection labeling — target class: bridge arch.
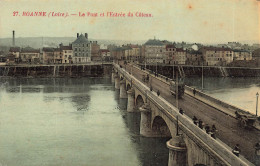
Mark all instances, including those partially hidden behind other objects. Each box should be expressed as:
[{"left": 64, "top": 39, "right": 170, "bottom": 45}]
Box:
[
  {"left": 126, "top": 83, "right": 131, "bottom": 91},
  {"left": 136, "top": 95, "right": 144, "bottom": 109},
  {"left": 120, "top": 75, "right": 124, "bottom": 80},
  {"left": 151, "top": 116, "right": 172, "bottom": 137}
]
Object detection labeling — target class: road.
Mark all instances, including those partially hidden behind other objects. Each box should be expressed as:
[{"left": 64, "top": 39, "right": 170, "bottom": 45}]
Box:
[{"left": 120, "top": 62, "right": 260, "bottom": 163}]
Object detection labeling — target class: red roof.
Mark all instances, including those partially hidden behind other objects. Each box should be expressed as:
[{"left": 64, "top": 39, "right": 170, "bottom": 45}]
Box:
[
  {"left": 176, "top": 48, "right": 185, "bottom": 52},
  {"left": 21, "top": 47, "right": 40, "bottom": 53},
  {"left": 201, "top": 47, "right": 232, "bottom": 52},
  {"left": 9, "top": 47, "right": 20, "bottom": 52},
  {"left": 100, "top": 49, "right": 110, "bottom": 53},
  {"left": 61, "top": 45, "right": 72, "bottom": 50},
  {"left": 166, "top": 44, "right": 176, "bottom": 49},
  {"left": 130, "top": 45, "right": 139, "bottom": 48}
]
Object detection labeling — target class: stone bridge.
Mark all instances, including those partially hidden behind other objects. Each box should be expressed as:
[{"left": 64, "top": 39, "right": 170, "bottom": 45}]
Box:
[{"left": 112, "top": 63, "right": 252, "bottom": 166}]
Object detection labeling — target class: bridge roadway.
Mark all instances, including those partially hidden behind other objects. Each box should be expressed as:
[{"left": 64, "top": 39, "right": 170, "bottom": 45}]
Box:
[{"left": 119, "top": 62, "right": 260, "bottom": 163}]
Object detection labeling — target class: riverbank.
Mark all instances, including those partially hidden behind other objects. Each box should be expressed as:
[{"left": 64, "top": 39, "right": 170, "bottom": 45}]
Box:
[
  {"left": 142, "top": 64, "right": 260, "bottom": 77},
  {"left": 0, "top": 63, "right": 112, "bottom": 78}
]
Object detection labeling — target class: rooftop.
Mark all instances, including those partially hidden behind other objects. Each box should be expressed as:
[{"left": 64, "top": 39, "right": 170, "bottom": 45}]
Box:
[
  {"left": 21, "top": 47, "right": 40, "bottom": 53},
  {"left": 9, "top": 47, "right": 20, "bottom": 52},
  {"left": 201, "top": 47, "right": 232, "bottom": 52},
  {"left": 72, "top": 34, "right": 89, "bottom": 44},
  {"left": 144, "top": 39, "right": 164, "bottom": 46}
]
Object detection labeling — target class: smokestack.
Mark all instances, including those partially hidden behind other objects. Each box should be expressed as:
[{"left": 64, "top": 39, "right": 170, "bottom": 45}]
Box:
[
  {"left": 85, "top": 33, "right": 88, "bottom": 39},
  {"left": 12, "top": 30, "right": 15, "bottom": 46},
  {"left": 77, "top": 33, "right": 79, "bottom": 38}
]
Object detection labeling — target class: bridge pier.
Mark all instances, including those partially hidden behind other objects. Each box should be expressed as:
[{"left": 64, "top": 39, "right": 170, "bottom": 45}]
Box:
[
  {"left": 127, "top": 88, "right": 135, "bottom": 112},
  {"left": 111, "top": 71, "right": 115, "bottom": 83},
  {"left": 120, "top": 79, "right": 127, "bottom": 98},
  {"left": 167, "top": 136, "right": 187, "bottom": 166},
  {"left": 114, "top": 75, "right": 120, "bottom": 89},
  {"left": 140, "top": 103, "right": 154, "bottom": 136}
]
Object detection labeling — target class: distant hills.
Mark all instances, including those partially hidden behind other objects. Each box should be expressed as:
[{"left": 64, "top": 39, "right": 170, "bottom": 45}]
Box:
[{"left": 0, "top": 37, "right": 146, "bottom": 49}]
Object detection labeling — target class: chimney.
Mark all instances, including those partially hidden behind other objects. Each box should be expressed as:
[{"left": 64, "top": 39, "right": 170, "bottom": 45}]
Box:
[
  {"left": 77, "top": 33, "right": 79, "bottom": 38},
  {"left": 12, "top": 30, "right": 15, "bottom": 46},
  {"left": 59, "top": 43, "right": 63, "bottom": 48},
  {"left": 85, "top": 33, "right": 88, "bottom": 39}
]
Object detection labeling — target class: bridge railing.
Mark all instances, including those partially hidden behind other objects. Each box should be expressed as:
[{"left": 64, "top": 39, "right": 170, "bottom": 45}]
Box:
[
  {"left": 184, "top": 85, "right": 255, "bottom": 118},
  {"left": 114, "top": 63, "right": 252, "bottom": 166}
]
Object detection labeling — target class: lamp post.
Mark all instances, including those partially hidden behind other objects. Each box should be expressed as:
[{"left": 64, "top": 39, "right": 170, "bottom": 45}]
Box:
[
  {"left": 156, "top": 54, "right": 158, "bottom": 77},
  {"left": 172, "top": 61, "right": 174, "bottom": 80},
  {"left": 145, "top": 56, "right": 147, "bottom": 70},
  {"left": 131, "top": 63, "right": 133, "bottom": 75},
  {"left": 256, "top": 92, "right": 259, "bottom": 116},
  {"left": 201, "top": 57, "right": 204, "bottom": 91}
]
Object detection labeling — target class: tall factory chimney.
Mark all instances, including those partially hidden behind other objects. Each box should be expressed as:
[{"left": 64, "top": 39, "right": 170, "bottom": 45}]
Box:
[{"left": 12, "top": 30, "right": 15, "bottom": 46}]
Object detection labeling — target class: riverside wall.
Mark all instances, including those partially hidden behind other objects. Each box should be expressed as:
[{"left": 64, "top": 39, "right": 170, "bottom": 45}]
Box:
[
  {"left": 0, "top": 64, "right": 112, "bottom": 78},
  {"left": 143, "top": 65, "right": 260, "bottom": 77}
]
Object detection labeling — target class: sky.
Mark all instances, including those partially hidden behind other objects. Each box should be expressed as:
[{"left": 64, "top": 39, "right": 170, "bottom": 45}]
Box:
[{"left": 0, "top": 0, "right": 259, "bottom": 44}]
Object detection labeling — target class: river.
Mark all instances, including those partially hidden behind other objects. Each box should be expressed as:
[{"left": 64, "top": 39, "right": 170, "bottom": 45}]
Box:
[
  {"left": 184, "top": 77, "right": 260, "bottom": 116},
  {"left": 0, "top": 77, "right": 169, "bottom": 166}
]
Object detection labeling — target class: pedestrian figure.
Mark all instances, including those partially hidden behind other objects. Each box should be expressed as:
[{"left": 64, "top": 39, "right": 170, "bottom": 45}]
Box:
[
  {"left": 193, "top": 88, "right": 196, "bottom": 96},
  {"left": 232, "top": 144, "right": 241, "bottom": 157},
  {"left": 212, "top": 125, "right": 217, "bottom": 132},
  {"left": 255, "top": 142, "right": 260, "bottom": 155},
  {"left": 198, "top": 119, "right": 203, "bottom": 129},
  {"left": 210, "top": 124, "right": 217, "bottom": 139},
  {"left": 205, "top": 124, "right": 210, "bottom": 134},
  {"left": 193, "top": 116, "right": 198, "bottom": 125},
  {"left": 157, "top": 90, "right": 160, "bottom": 96},
  {"left": 255, "top": 142, "right": 260, "bottom": 165},
  {"left": 179, "top": 108, "right": 184, "bottom": 115},
  {"left": 146, "top": 74, "right": 149, "bottom": 81},
  {"left": 142, "top": 75, "right": 146, "bottom": 82},
  {"left": 150, "top": 86, "right": 153, "bottom": 91}
]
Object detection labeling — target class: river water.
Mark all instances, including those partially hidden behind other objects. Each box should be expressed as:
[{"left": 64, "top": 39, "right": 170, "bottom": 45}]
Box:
[
  {"left": 0, "top": 78, "right": 169, "bottom": 166},
  {"left": 184, "top": 77, "right": 260, "bottom": 116}
]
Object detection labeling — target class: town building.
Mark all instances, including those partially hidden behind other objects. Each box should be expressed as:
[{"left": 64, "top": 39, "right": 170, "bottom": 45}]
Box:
[
  {"left": 143, "top": 39, "right": 166, "bottom": 64},
  {"left": 186, "top": 50, "right": 204, "bottom": 66},
  {"left": 165, "top": 44, "right": 176, "bottom": 64},
  {"left": 42, "top": 47, "right": 54, "bottom": 64},
  {"left": 122, "top": 45, "right": 132, "bottom": 61},
  {"left": 9, "top": 47, "right": 20, "bottom": 63},
  {"left": 175, "top": 48, "right": 187, "bottom": 65},
  {"left": 61, "top": 44, "right": 73, "bottom": 64},
  {"left": 111, "top": 47, "right": 124, "bottom": 61},
  {"left": 100, "top": 49, "right": 111, "bottom": 61},
  {"left": 20, "top": 47, "right": 40, "bottom": 64},
  {"left": 233, "top": 50, "right": 252, "bottom": 61},
  {"left": 252, "top": 48, "right": 260, "bottom": 60},
  {"left": 200, "top": 47, "right": 233, "bottom": 66},
  {"left": 129, "top": 45, "right": 141, "bottom": 62},
  {"left": 90, "top": 41, "right": 101, "bottom": 61},
  {"left": 72, "top": 33, "right": 91, "bottom": 63}
]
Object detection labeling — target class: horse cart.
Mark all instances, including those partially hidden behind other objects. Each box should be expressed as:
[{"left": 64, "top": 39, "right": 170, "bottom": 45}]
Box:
[{"left": 235, "top": 111, "right": 259, "bottom": 129}]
